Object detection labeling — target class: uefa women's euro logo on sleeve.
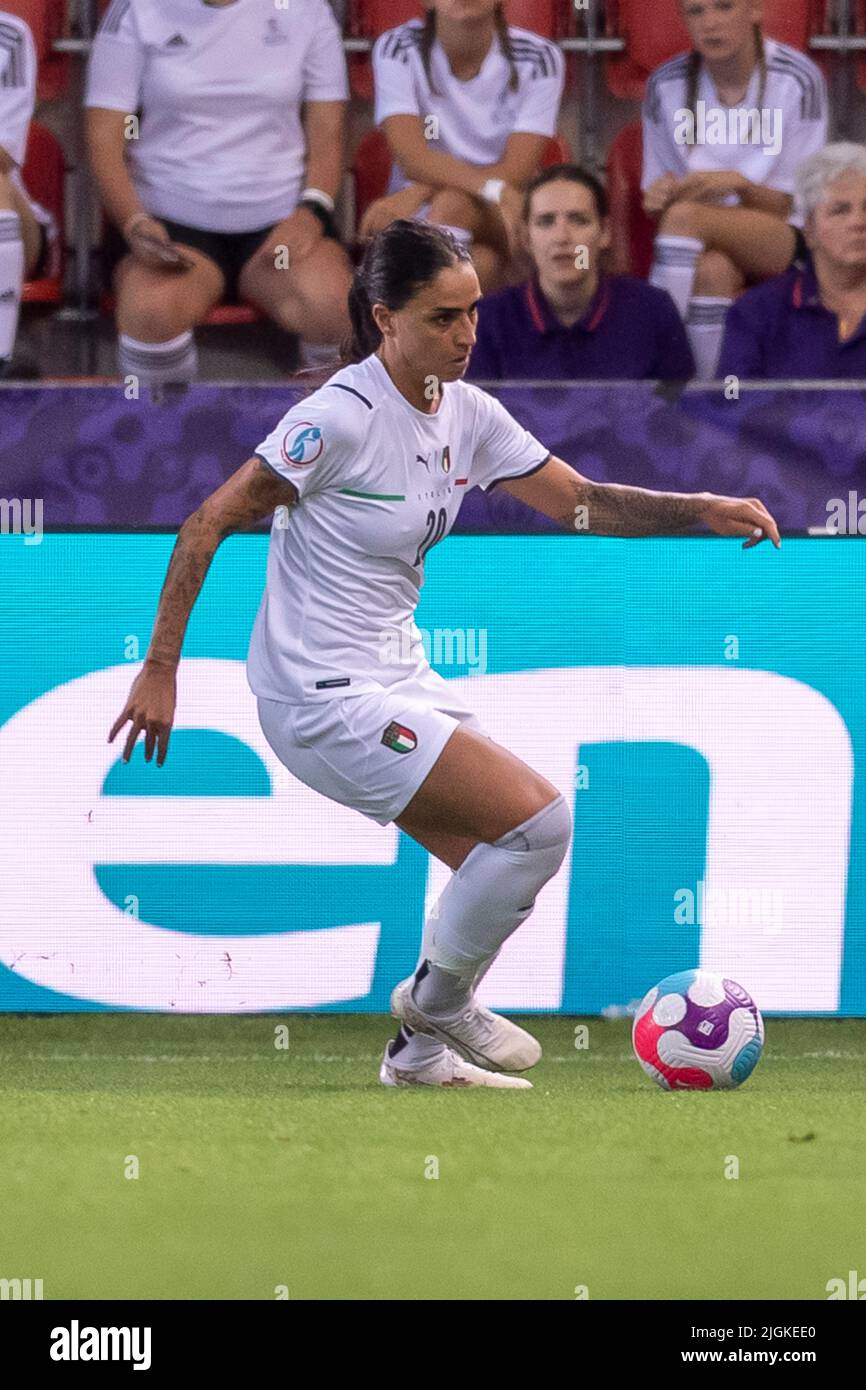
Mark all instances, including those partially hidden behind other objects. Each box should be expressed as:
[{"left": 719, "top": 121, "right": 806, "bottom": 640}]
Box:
[{"left": 280, "top": 422, "right": 325, "bottom": 469}]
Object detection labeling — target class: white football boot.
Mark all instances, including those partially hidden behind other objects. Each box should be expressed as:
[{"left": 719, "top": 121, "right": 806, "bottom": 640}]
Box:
[
  {"left": 378, "top": 1040, "right": 532, "bottom": 1089},
  {"left": 390, "top": 976, "right": 542, "bottom": 1073}
]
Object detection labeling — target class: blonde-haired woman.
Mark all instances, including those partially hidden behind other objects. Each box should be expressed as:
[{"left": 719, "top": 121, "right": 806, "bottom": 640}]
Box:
[
  {"left": 362, "top": 0, "right": 564, "bottom": 293},
  {"left": 642, "top": 0, "right": 828, "bottom": 377}
]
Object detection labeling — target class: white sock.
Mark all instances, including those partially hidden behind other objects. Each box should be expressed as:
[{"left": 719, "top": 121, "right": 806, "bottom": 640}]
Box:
[
  {"left": 412, "top": 795, "right": 571, "bottom": 1018},
  {"left": 118, "top": 329, "right": 198, "bottom": 387},
  {"left": 0, "top": 209, "right": 25, "bottom": 360},
  {"left": 649, "top": 234, "right": 704, "bottom": 319},
  {"left": 390, "top": 800, "right": 572, "bottom": 1069},
  {"left": 686, "top": 297, "right": 731, "bottom": 380}
]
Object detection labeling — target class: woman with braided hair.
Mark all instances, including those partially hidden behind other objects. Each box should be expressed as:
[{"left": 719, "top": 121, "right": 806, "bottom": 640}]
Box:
[
  {"left": 642, "top": 0, "right": 828, "bottom": 378},
  {"left": 361, "top": 0, "right": 564, "bottom": 293}
]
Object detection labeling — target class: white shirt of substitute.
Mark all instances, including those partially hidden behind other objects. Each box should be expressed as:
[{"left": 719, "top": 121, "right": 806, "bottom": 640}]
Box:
[
  {"left": 246, "top": 352, "right": 552, "bottom": 705},
  {"left": 0, "top": 10, "right": 51, "bottom": 226},
  {"left": 85, "top": 0, "right": 349, "bottom": 233},
  {"left": 373, "top": 18, "right": 565, "bottom": 196},
  {"left": 642, "top": 38, "right": 828, "bottom": 228}
]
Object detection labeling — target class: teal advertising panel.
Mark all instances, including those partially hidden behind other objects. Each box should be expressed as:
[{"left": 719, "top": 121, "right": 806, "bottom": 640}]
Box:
[{"left": 0, "top": 533, "right": 862, "bottom": 1014}]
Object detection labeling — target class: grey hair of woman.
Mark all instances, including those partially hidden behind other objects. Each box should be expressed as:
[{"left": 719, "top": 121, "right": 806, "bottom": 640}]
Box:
[{"left": 795, "top": 143, "right": 866, "bottom": 224}]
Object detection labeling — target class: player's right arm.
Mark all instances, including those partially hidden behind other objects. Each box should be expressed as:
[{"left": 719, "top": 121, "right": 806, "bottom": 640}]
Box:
[{"left": 108, "top": 459, "right": 299, "bottom": 766}]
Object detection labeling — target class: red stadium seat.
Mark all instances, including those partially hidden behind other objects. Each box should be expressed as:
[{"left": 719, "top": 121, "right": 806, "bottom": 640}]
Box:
[
  {"left": 606, "top": 120, "right": 655, "bottom": 279},
  {"left": 352, "top": 125, "right": 572, "bottom": 230},
  {"left": 606, "top": 0, "right": 815, "bottom": 102},
  {"left": 20, "top": 119, "right": 64, "bottom": 303},
  {"left": 2, "top": 0, "right": 68, "bottom": 103},
  {"left": 349, "top": 0, "right": 561, "bottom": 99},
  {"left": 348, "top": 0, "right": 423, "bottom": 98},
  {"left": 349, "top": 0, "right": 558, "bottom": 37}
]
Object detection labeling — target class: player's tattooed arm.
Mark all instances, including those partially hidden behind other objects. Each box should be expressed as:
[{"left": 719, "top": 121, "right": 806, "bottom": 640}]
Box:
[
  {"left": 144, "top": 458, "right": 298, "bottom": 671},
  {"left": 500, "top": 457, "right": 780, "bottom": 547}
]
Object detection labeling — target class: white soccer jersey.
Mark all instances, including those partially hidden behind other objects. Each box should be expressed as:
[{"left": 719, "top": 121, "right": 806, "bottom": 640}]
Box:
[
  {"left": 372, "top": 18, "right": 564, "bottom": 196},
  {"left": 246, "top": 353, "right": 552, "bottom": 705},
  {"left": 0, "top": 10, "right": 53, "bottom": 230},
  {"left": 85, "top": 0, "right": 349, "bottom": 233},
  {"left": 642, "top": 38, "right": 828, "bottom": 227},
  {"left": 0, "top": 10, "right": 35, "bottom": 167}
]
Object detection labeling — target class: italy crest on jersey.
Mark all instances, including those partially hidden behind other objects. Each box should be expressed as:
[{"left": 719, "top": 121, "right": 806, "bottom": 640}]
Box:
[
  {"left": 280, "top": 421, "right": 324, "bottom": 468},
  {"left": 381, "top": 721, "right": 418, "bottom": 754},
  {"left": 441, "top": 445, "right": 451, "bottom": 473}
]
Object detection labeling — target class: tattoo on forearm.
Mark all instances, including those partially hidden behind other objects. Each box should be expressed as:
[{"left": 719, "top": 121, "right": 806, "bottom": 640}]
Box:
[
  {"left": 145, "top": 512, "right": 221, "bottom": 668},
  {"left": 565, "top": 480, "right": 706, "bottom": 537}
]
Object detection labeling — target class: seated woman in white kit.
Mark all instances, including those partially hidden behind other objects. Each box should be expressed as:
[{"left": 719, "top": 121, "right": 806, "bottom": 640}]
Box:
[
  {"left": 108, "top": 219, "right": 781, "bottom": 1089},
  {"left": 360, "top": 0, "right": 565, "bottom": 293},
  {"left": 642, "top": 0, "right": 828, "bottom": 378},
  {"left": 0, "top": 9, "right": 58, "bottom": 377},
  {"left": 85, "top": 0, "right": 354, "bottom": 388}
]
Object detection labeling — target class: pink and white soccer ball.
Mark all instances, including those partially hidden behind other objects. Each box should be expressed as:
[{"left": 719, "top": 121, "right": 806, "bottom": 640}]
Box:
[{"left": 632, "top": 969, "right": 764, "bottom": 1090}]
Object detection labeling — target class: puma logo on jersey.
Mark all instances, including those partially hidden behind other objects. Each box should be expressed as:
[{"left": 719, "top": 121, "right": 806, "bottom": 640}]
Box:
[{"left": 416, "top": 453, "right": 432, "bottom": 473}]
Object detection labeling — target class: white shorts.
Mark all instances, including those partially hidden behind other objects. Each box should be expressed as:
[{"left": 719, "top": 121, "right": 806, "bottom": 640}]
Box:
[{"left": 257, "top": 666, "right": 489, "bottom": 827}]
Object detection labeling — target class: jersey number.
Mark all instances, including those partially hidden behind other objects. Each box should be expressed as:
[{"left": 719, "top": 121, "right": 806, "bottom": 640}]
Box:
[{"left": 413, "top": 507, "right": 448, "bottom": 567}]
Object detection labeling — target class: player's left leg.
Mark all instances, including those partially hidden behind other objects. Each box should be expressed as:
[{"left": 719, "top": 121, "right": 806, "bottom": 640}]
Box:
[
  {"left": 238, "top": 235, "right": 352, "bottom": 366},
  {"left": 382, "top": 824, "right": 509, "bottom": 1086}
]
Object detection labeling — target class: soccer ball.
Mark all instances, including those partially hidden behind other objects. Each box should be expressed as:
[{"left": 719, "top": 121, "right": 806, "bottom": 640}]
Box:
[{"left": 632, "top": 969, "right": 764, "bottom": 1090}]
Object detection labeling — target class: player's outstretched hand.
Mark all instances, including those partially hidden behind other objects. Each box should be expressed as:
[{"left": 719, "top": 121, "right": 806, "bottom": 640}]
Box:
[
  {"left": 699, "top": 494, "right": 781, "bottom": 549},
  {"left": 108, "top": 661, "right": 177, "bottom": 767}
]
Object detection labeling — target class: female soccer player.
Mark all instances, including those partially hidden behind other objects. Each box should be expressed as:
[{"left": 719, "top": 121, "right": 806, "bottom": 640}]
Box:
[
  {"left": 361, "top": 0, "right": 564, "bottom": 292},
  {"left": 108, "top": 219, "right": 781, "bottom": 1090},
  {"left": 85, "top": 0, "right": 352, "bottom": 387},
  {"left": 643, "top": 0, "right": 828, "bottom": 378}
]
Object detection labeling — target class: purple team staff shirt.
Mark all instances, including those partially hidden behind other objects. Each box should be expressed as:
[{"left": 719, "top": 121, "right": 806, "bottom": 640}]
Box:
[
  {"left": 718, "top": 256, "right": 866, "bottom": 380},
  {"left": 465, "top": 272, "right": 695, "bottom": 382}
]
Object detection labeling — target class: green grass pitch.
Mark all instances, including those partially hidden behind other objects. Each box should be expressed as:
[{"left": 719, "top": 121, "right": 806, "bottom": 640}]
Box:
[{"left": 1, "top": 1014, "right": 864, "bottom": 1300}]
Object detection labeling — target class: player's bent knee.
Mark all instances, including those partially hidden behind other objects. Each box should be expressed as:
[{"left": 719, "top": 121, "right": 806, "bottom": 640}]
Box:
[{"left": 489, "top": 791, "right": 572, "bottom": 885}]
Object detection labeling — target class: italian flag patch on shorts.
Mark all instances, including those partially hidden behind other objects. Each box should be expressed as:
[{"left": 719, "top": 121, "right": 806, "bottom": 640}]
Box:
[{"left": 381, "top": 721, "right": 417, "bottom": 754}]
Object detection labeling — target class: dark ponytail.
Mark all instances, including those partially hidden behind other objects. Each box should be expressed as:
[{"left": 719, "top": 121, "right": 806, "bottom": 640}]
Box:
[
  {"left": 346, "top": 279, "right": 380, "bottom": 364},
  {"left": 340, "top": 218, "right": 473, "bottom": 365}
]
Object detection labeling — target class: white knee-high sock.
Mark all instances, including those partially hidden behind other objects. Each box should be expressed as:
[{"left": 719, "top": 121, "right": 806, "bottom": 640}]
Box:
[
  {"left": 0, "top": 210, "right": 25, "bottom": 361},
  {"left": 118, "top": 329, "right": 198, "bottom": 387},
  {"left": 649, "top": 234, "right": 704, "bottom": 319},
  {"left": 686, "top": 297, "right": 732, "bottom": 381},
  {"left": 412, "top": 795, "right": 571, "bottom": 1018}
]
